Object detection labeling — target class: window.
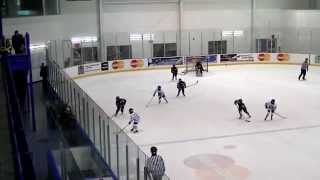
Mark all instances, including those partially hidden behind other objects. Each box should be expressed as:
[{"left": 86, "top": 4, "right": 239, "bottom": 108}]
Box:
[
  {"left": 153, "top": 43, "right": 177, "bottom": 57},
  {"left": 208, "top": 40, "right": 227, "bottom": 54},
  {"left": 72, "top": 45, "right": 98, "bottom": 65},
  {"left": 165, "top": 43, "right": 177, "bottom": 57},
  {"left": 107, "top": 45, "right": 132, "bottom": 61},
  {"left": 2, "top": 0, "right": 60, "bottom": 17},
  {"left": 82, "top": 47, "right": 98, "bottom": 62},
  {"left": 256, "top": 38, "right": 277, "bottom": 53},
  {"left": 129, "top": 33, "right": 154, "bottom": 41}
]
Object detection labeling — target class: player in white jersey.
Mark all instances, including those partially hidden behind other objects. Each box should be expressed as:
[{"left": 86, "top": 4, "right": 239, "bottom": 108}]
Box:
[
  {"left": 153, "top": 85, "right": 168, "bottom": 104},
  {"left": 128, "top": 108, "right": 140, "bottom": 133},
  {"left": 264, "top": 99, "right": 277, "bottom": 121}
]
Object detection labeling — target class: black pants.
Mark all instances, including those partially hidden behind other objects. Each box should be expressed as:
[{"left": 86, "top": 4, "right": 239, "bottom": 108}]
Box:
[
  {"left": 152, "top": 175, "right": 163, "bottom": 180},
  {"left": 42, "top": 78, "right": 48, "bottom": 93},
  {"left": 172, "top": 73, "right": 177, "bottom": 80},
  {"left": 177, "top": 88, "right": 185, "bottom": 96},
  {"left": 298, "top": 69, "right": 307, "bottom": 80},
  {"left": 238, "top": 107, "right": 250, "bottom": 118},
  {"left": 115, "top": 105, "right": 125, "bottom": 116}
]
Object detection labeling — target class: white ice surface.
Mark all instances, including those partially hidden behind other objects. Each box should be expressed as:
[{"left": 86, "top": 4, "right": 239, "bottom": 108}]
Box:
[{"left": 76, "top": 64, "right": 320, "bottom": 180}]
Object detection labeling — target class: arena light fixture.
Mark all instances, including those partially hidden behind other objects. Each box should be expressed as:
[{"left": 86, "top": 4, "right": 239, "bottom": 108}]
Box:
[
  {"left": 222, "top": 30, "right": 243, "bottom": 37},
  {"left": 71, "top": 36, "right": 97, "bottom": 44},
  {"left": 234, "top": 30, "right": 244, "bottom": 37},
  {"left": 130, "top": 33, "right": 142, "bottom": 41},
  {"left": 143, "top": 33, "right": 154, "bottom": 41},
  {"left": 30, "top": 43, "right": 47, "bottom": 50}
]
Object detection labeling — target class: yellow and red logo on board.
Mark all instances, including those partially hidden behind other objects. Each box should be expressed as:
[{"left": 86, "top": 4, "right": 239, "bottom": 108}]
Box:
[
  {"left": 130, "top": 59, "right": 144, "bottom": 68},
  {"left": 112, "top": 60, "right": 125, "bottom": 70},
  {"left": 277, "top": 53, "right": 289, "bottom": 61},
  {"left": 258, "top": 53, "right": 271, "bottom": 61}
]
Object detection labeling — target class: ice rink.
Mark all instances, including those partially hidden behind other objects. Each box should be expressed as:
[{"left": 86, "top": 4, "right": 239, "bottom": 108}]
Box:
[{"left": 75, "top": 64, "right": 320, "bottom": 180}]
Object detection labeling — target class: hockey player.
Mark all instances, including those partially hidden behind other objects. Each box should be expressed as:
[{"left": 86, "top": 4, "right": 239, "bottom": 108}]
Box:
[
  {"left": 128, "top": 108, "right": 140, "bottom": 133},
  {"left": 298, "top": 58, "right": 309, "bottom": 80},
  {"left": 115, "top": 96, "right": 126, "bottom": 117},
  {"left": 234, "top": 99, "right": 251, "bottom": 119},
  {"left": 176, "top": 79, "right": 186, "bottom": 97},
  {"left": 153, "top": 85, "right": 168, "bottom": 104},
  {"left": 264, "top": 99, "right": 277, "bottom": 121},
  {"left": 195, "top": 61, "right": 204, "bottom": 76},
  {"left": 171, "top": 64, "right": 178, "bottom": 81}
]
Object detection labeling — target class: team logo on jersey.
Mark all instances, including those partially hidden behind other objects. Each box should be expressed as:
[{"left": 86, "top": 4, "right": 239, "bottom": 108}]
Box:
[
  {"left": 112, "top": 60, "right": 125, "bottom": 70},
  {"left": 277, "top": 53, "right": 289, "bottom": 61},
  {"left": 130, "top": 59, "right": 144, "bottom": 68},
  {"left": 258, "top": 53, "right": 271, "bottom": 61}
]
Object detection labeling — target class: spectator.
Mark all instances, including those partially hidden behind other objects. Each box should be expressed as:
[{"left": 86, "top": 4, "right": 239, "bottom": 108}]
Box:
[
  {"left": 145, "top": 146, "right": 165, "bottom": 180},
  {"left": 11, "top": 30, "right": 25, "bottom": 54},
  {"left": 40, "top": 62, "right": 48, "bottom": 92},
  {"left": 5, "top": 39, "right": 12, "bottom": 54}
]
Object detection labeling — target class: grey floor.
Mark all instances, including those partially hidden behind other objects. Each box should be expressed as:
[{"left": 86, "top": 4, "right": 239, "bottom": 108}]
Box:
[{"left": 27, "top": 82, "right": 61, "bottom": 180}]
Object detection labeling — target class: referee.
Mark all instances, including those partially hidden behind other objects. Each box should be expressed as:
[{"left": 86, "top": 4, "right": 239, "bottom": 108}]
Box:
[{"left": 145, "top": 146, "right": 165, "bottom": 180}]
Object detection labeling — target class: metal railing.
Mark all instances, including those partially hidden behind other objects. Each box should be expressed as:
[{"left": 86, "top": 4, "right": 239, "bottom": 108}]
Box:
[{"left": 47, "top": 58, "right": 170, "bottom": 180}]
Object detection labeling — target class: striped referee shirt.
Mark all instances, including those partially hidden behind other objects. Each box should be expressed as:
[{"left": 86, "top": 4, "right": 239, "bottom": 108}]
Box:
[{"left": 146, "top": 155, "right": 165, "bottom": 176}]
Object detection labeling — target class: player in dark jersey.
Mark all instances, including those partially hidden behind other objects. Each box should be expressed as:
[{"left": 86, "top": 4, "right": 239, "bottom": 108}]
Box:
[
  {"left": 234, "top": 99, "right": 251, "bottom": 120},
  {"left": 171, "top": 64, "right": 178, "bottom": 80},
  {"left": 195, "top": 61, "right": 204, "bottom": 76},
  {"left": 176, "top": 79, "right": 186, "bottom": 97},
  {"left": 115, "top": 96, "right": 127, "bottom": 117}
]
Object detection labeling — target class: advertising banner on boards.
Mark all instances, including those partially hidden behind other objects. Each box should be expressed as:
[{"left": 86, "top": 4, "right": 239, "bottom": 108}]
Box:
[
  {"left": 109, "top": 60, "right": 125, "bottom": 70},
  {"left": 257, "top": 53, "right": 272, "bottom": 61},
  {"left": 220, "top": 54, "right": 237, "bottom": 62},
  {"left": 207, "top": 55, "right": 218, "bottom": 63},
  {"left": 235, "top": 54, "right": 254, "bottom": 62},
  {"left": 148, "top": 56, "right": 184, "bottom": 66},
  {"left": 78, "top": 62, "right": 101, "bottom": 75},
  {"left": 277, "top": 53, "right": 290, "bottom": 61},
  {"left": 108, "top": 59, "right": 148, "bottom": 71},
  {"left": 186, "top": 56, "right": 207, "bottom": 64},
  {"left": 101, "top": 62, "right": 109, "bottom": 71},
  {"left": 130, "top": 59, "right": 145, "bottom": 69}
]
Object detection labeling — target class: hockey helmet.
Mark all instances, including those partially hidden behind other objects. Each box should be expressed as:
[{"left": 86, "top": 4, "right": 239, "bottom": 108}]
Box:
[
  {"left": 150, "top": 146, "right": 158, "bottom": 153},
  {"left": 129, "top": 108, "right": 134, "bottom": 114},
  {"left": 157, "top": 85, "right": 161, "bottom": 90},
  {"left": 271, "top": 99, "right": 275, "bottom": 104},
  {"left": 116, "top": 96, "right": 120, "bottom": 100}
]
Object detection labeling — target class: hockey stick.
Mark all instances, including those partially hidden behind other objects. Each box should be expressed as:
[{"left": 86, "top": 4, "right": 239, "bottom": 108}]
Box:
[
  {"left": 109, "top": 114, "right": 116, "bottom": 119},
  {"left": 179, "top": 71, "right": 187, "bottom": 75},
  {"left": 274, "top": 112, "right": 287, "bottom": 119},
  {"left": 145, "top": 96, "right": 154, "bottom": 107},
  {"left": 186, "top": 80, "right": 199, "bottom": 88},
  {"left": 114, "top": 123, "right": 131, "bottom": 135}
]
